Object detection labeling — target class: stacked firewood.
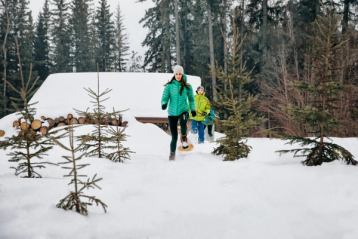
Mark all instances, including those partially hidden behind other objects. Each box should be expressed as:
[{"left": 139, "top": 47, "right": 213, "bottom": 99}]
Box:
[{"left": 11, "top": 113, "right": 128, "bottom": 136}]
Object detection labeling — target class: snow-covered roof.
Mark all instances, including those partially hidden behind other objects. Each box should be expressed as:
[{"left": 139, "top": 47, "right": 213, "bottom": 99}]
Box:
[{"left": 29, "top": 72, "right": 202, "bottom": 118}]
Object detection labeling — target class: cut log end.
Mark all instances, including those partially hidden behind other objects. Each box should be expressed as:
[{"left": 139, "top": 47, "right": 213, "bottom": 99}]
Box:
[
  {"left": 40, "top": 126, "right": 48, "bottom": 136},
  {"left": 31, "top": 119, "right": 42, "bottom": 130}
]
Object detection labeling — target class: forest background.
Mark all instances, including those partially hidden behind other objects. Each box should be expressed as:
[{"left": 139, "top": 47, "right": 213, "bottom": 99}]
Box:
[{"left": 0, "top": 0, "right": 357, "bottom": 137}]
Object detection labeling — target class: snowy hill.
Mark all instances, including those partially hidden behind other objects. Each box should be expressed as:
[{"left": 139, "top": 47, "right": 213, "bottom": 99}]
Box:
[{"left": 0, "top": 72, "right": 358, "bottom": 239}]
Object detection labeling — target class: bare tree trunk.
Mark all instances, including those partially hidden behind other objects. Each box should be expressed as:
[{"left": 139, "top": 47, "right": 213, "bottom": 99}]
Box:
[
  {"left": 240, "top": 0, "right": 245, "bottom": 69},
  {"left": 207, "top": 1, "right": 217, "bottom": 101},
  {"left": 175, "top": 0, "right": 180, "bottom": 65},
  {"left": 342, "top": 0, "right": 349, "bottom": 34},
  {"left": 287, "top": 8, "right": 300, "bottom": 81},
  {"left": 1, "top": 0, "right": 11, "bottom": 115},
  {"left": 160, "top": 0, "right": 171, "bottom": 72},
  {"left": 221, "top": 0, "right": 228, "bottom": 75},
  {"left": 262, "top": 0, "right": 268, "bottom": 60}
]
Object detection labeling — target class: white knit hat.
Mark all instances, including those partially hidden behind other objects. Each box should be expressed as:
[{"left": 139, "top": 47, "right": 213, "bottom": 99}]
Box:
[{"left": 173, "top": 65, "right": 184, "bottom": 74}]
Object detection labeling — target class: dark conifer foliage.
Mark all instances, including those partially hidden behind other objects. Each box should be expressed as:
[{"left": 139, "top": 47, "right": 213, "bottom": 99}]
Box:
[
  {"left": 113, "top": 3, "right": 129, "bottom": 72},
  {"left": 51, "top": 0, "right": 72, "bottom": 73},
  {"left": 70, "top": 0, "right": 94, "bottom": 72},
  {"left": 95, "top": 0, "right": 115, "bottom": 71},
  {"left": 34, "top": 13, "right": 50, "bottom": 86},
  {"left": 213, "top": 31, "right": 262, "bottom": 161}
]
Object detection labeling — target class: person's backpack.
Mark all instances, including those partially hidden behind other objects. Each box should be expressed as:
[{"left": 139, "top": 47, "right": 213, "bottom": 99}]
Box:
[{"left": 204, "top": 109, "right": 215, "bottom": 125}]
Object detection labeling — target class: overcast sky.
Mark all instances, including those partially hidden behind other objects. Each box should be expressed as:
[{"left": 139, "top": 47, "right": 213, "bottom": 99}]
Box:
[{"left": 29, "top": 0, "right": 153, "bottom": 59}]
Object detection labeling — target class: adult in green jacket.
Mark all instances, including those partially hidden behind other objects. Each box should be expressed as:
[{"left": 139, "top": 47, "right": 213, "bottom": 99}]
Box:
[
  {"left": 161, "top": 65, "right": 196, "bottom": 160},
  {"left": 191, "top": 86, "right": 211, "bottom": 143}
]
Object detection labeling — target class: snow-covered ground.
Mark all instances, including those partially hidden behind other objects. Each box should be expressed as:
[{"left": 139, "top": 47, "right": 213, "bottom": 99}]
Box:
[
  {"left": 0, "top": 118, "right": 357, "bottom": 239},
  {"left": 1, "top": 73, "right": 357, "bottom": 239}
]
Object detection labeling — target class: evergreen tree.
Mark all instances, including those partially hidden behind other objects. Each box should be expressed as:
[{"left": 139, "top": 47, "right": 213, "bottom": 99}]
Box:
[
  {"left": 128, "top": 50, "right": 143, "bottom": 72},
  {"left": 0, "top": 40, "right": 54, "bottom": 177},
  {"left": 279, "top": 12, "right": 357, "bottom": 166},
  {"left": 178, "top": 0, "right": 195, "bottom": 73},
  {"left": 33, "top": 11, "right": 50, "bottom": 86},
  {"left": 113, "top": 3, "right": 129, "bottom": 72},
  {"left": 105, "top": 110, "right": 133, "bottom": 162},
  {"left": 88, "top": 15, "right": 99, "bottom": 70},
  {"left": 51, "top": 0, "right": 72, "bottom": 72},
  {"left": 0, "top": 0, "right": 12, "bottom": 116},
  {"left": 191, "top": 0, "right": 210, "bottom": 78},
  {"left": 95, "top": 0, "right": 115, "bottom": 71},
  {"left": 77, "top": 70, "right": 112, "bottom": 158},
  {"left": 54, "top": 124, "right": 107, "bottom": 215},
  {"left": 70, "top": 0, "right": 94, "bottom": 72},
  {"left": 33, "top": 0, "right": 50, "bottom": 85},
  {"left": 139, "top": 0, "right": 174, "bottom": 72},
  {"left": 213, "top": 33, "right": 262, "bottom": 161}
]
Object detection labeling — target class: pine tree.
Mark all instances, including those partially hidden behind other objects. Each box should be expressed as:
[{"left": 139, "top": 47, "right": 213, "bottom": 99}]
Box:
[
  {"left": 105, "top": 110, "right": 133, "bottom": 162},
  {"left": 0, "top": 0, "right": 12, "bottom": 116},
  {"left": 191, "top": 0, "right": 210, "bottom": 77},
  {"left": 139, "top": 0, "right": 174, "bottom": 72},
  {"left": 53, "top": 124, "right": 107, "bottom": 215},
  {"left": 76, "top": 69, "right": 112, "bottom": 158},
  {"left": 278, "top": 11, "right": 357, "bottom": 166},
  {"left": 51, "top": 0, "right": 72, "bottom": 72},
  {"left": 213, "top": 33, "right": 262, "bottom": 161},
  {"left": 33, "top": 13, "right": 50, "bottom": 85},
  {"left": 95, "top": 0, "right": 115, "bottom": 71},
  {"left": 70, "top": 0, "right": 94, "bottom": 72},
  {"left": 33, "top": 0, "right": 50, "bottom": 85},
  {"left": 0, "top": 39, "right": 55, "bottom": 177},
  {"left": 113, "top": 3, "right": 129, "bottom": 72},
  {"left": 128, "top": 50, "right": 143, "bottom": 72}
]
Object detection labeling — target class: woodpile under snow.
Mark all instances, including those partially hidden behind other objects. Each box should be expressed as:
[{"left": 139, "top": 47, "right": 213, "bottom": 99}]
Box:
[{"left": 9, "top": 113, "right": 128, "bottom": 137}]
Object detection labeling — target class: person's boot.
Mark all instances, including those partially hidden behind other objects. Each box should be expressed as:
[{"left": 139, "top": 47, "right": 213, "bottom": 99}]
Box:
[
  {"left": 169, "top": 151, "right": 175, "bottom": 160},
  {"left": 181, "top": 135, "right": 189, "bottom": 149}
]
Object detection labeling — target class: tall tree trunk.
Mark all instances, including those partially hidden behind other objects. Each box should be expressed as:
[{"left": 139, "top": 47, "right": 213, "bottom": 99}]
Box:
[
  {"left": 175, "top": 0, "right": 180, "bottom": 65},
  {"left": 342, "top": 0, "right": 350, "bottom": 34},
  {"left": 240, "top": 0, "right": 245, "bottom": 69},
  {"left": 160, "top": 0, "right": 171, "bottom": 72},
  {"left": 207, "top": 1, "right": 217, "bottom": 101},
  {"left": 1, "top": 0, "right": 11, "bottom": 116},
  {"left": 221, "top": 0, "right": 228, "bottom": 75},
  {"left": 262, "top": 0, "right": 268, "bottom": 60}
]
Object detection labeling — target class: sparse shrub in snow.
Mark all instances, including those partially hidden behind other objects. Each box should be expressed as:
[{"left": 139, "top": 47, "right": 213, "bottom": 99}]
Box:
[
  {"left": 104, "top": 109, "right": 134, "bottom": 162},
  {"left": 52, "top": 125, "right": 108, "bottom": 215},
  {"left": 76, "top": 70, "right": 131, "bottom": 161}
]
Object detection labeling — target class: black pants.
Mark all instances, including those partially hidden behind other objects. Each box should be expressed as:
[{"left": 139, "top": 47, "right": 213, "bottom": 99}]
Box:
[
  {"left": 207, "top": 124, "right": 213, "bottom": 136},
  {"left": 168, "top": 112, "right": 189, "bottom": 153},
  {"left": 204, "top": 124, "right": 213, "bottom": 136}
]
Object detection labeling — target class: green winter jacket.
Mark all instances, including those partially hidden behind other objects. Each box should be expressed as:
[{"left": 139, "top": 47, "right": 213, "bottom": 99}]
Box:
[
  {"left": 191, "top": 94, "right": 211, "bottom": 121},
  {"left": 161, "top": 75, "right": 195, "bottom": 116}
]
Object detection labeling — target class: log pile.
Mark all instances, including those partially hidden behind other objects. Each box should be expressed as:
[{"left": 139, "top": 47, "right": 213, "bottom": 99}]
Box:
[{"left": 11, "top": 113, "right": 128, "bottom": 136}]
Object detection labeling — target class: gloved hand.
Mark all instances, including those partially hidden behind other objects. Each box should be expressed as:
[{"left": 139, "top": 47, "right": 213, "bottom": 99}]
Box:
[
  {"left": 201, "top": 112, "right": 207, "bottom": 116},
  {"left": 191, "top": 111, "right": 196, "bottom": 117},
  {"left": 162, "top": 104, "right": 167, "bottom": 110}
]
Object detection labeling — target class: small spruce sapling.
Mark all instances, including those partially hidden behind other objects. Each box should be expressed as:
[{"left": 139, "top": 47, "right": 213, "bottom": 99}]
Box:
[
  {"left": 213, "top": 34, "right": 262, "bottom": 161},
  {"left": 76, "top": 66, "right": 118, "bottom": 158},
  {"left": 105, "top": 109, "right": 133, "bottom": 162},
  {"left": 0, "top": 38, "right": 55, "bottom": 177},
  {"left": 53, "top": 124, "right": 108, "bottom": 215}
]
